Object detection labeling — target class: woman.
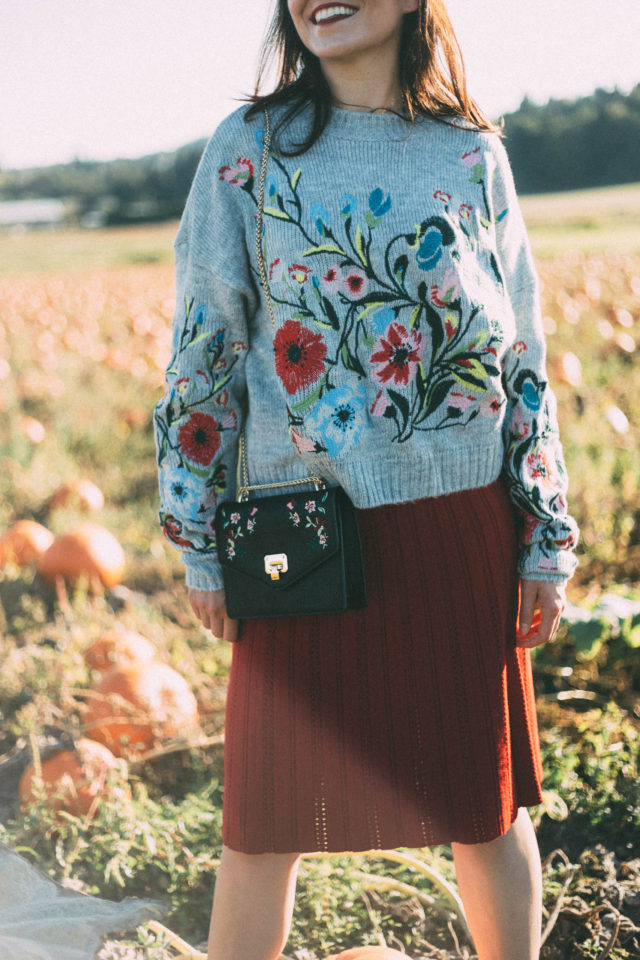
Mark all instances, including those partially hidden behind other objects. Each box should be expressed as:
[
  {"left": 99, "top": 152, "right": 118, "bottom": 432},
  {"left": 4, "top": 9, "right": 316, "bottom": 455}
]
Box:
[{"left": 153, "top": 1, "right": 580, "bottom": 958}]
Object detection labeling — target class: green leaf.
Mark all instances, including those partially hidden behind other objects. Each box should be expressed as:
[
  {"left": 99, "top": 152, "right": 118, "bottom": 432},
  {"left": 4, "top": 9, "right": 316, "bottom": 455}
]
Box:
[
  {"left": 568, "top": 617, "right": 609, "bottom": 661},
  {"left": 387, "top": 388, "right": 410, "bottom": 433},
  {"left": 291, "top": 377, "right": 325, "bottom": 413},
  {"left": 354, "top": 225, "right": 368, "bottom": 266},
  {"left": 291, "top": 167, "right": 302, "bottom": 191},
  {"left": 622, "top": 612, "right": 640, "bottom": 649},
  {"left": 409, "top": 305, "right": 421, "bottom": 330},
  {"left": 302, "top": 243, "right": 347, "bottom": 257},
  {"left": 184, "top": 460, "right": 212, "bottom": 479},
  {"left": 263, "top": 206, "right": 291, "bottom": 220},
  {"left": 364, "top": 210, "right": 379, "bottom": 229},
  {"left": 480, "top": 217, "right": 492, "bottom": 228}
]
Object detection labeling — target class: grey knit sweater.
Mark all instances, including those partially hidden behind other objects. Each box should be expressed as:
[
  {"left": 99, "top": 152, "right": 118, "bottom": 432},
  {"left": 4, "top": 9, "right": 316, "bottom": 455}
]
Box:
[{"left": 152, "top": 102, "right": 579, "bottom": 592}]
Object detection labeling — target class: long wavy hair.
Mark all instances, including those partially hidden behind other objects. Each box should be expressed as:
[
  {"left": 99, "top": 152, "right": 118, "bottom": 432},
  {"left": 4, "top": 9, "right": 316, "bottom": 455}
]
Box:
[{"left": 243, "top": 0, "right": 504, "bottom": 155}]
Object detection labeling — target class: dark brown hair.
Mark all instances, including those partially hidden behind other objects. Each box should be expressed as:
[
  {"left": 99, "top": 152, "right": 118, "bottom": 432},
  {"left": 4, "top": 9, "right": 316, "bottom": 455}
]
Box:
[{"left": 243, "top": 0, "right": 504, "bottom": 155}]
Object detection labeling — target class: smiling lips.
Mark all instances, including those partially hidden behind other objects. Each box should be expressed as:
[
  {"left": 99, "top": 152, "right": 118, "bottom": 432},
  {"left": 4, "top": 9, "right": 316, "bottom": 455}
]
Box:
[{"left": 311, "top": 3, "right": 358, "bottom": 25}]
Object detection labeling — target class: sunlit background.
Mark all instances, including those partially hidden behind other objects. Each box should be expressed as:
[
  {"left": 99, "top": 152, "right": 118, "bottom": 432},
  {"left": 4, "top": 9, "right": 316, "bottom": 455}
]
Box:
[{"left": 2, "top": 0, "right": 639, "bottom": 169}]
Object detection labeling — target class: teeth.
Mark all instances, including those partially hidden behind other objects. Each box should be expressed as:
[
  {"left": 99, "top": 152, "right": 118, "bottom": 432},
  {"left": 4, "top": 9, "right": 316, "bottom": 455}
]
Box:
[{"left": 313, "top": 5, "right": 357, "bottom": 24}]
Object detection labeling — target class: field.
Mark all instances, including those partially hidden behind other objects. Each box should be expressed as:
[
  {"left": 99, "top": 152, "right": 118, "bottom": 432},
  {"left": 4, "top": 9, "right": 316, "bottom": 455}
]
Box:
[{"left": 0, "top": 183, "right": 639, "bottom": 959}]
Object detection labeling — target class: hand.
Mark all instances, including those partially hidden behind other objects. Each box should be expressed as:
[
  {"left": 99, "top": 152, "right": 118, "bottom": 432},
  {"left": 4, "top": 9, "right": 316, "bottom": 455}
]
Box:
[
  {"left": 515, "top": 578, "right": 566, "bottom": 649},
  {"left": 187, "top": 588, "right": 239, "bottom": 643}
]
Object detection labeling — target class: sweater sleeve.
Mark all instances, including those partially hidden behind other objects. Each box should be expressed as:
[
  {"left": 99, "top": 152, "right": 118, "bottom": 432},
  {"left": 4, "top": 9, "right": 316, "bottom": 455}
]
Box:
[
  {"left": 489, "top": 136, "right": 580, "bottom": 583},
  {"left": 152, "top": 119, "right": 258, "bottom": 592}
]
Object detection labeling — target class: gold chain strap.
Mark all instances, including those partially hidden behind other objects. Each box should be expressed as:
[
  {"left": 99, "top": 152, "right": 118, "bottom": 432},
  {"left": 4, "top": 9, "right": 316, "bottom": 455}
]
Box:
[{"left": 236, "top": 109, "right": 325, "bottom": 503}]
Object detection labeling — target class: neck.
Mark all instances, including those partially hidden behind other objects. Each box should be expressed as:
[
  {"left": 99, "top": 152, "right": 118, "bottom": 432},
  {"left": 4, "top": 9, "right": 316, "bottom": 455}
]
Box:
[{"left": 320, "top": 43, "right": 405, "bottom": 114}]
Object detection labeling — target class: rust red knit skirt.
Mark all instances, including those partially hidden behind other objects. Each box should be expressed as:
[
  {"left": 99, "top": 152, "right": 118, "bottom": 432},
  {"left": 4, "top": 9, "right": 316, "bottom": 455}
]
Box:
[{"left": 221, "top": 475, "right": 544, "bottom": 854}]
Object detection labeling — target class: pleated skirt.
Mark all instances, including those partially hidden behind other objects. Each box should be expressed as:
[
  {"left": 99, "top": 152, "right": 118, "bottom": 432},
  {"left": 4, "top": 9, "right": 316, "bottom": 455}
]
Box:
[{"left": 221, "top": 475, "right": 544, "bottom": 854}]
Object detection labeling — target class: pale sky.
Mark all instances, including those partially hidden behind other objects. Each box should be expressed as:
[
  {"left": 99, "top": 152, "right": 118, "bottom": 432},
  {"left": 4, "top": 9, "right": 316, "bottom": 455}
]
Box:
[{"left": 1, "top": 0, "right": 638, "bottom": 170}]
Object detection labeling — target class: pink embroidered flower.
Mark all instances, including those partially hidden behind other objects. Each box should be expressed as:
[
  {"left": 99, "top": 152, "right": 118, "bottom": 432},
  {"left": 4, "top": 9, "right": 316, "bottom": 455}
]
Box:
[
  {"left": 371, "top": 390, "right": 391, "bottom": 417},
  {"left": 230, "top": 512, "right": 241, "bottom": 524},
  {"left": 510, "top": 409, "right": 529, "bottom": 439},
  {"left": 461, "top": 147, "right": 482, "bottom": 168},
  {"left": 458, "top": 203, "right": 473, "bottom": 220},
  {"left": 431, "top": 268, "right": 460, "bottom": 307},
  {"left": 221, "top": 411, "right": 238, "bottom": 431},
  {"left": 479, "top": 394, "right": 503, "bottom": 417},
  {"left": 526, "top": 448, "right": 556, "bottom": 492},
  {"left": 246, "top": 518, "right": 255, "bottom": 531},
  {"left": 286, "top": 501, "right": 295, "bottom": 510},
  {"left": 513, "top": 340, "right": 528, "bottom": 354},
  {"left": 290, "top": 428, "right": 317, "bottom": 454},
  {"left": 305, "top": 500, "right": 316, "bottom": 512},
  {"left": 370, "top": 323, "right": 425, "bottom": 386},
  {"left": 342, "top": 268, "right": 369, "bottom": 301},
  {"left": 215, "top": 389, "right": 229, "bottom": 407},
  {"left": 289, "top": 264, "right": 312, "bottom": 284},
  {"left": 433, "top": 189, "right": 451, "bottom": 203},
  {"left": 250, "top": 506, "right": 258, "bottom": 516},
  {"left": 218, "top": 157, "right": 254, "bottom": 186},
  {"left": 321, "top": 264, "right": 343, "bottom": 294},
  {"left": 448, "top": 392, "right": 475, "bottom": 412}
]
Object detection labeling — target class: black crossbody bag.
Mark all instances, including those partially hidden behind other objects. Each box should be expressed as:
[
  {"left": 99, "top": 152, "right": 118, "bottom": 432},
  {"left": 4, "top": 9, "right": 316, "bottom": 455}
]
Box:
[{"left": 214, "top": 110, "right": 367, "bottom": 619}]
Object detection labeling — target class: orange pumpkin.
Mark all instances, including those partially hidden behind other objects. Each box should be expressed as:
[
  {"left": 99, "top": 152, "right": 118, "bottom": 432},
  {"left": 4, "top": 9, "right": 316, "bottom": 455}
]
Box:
[
  {"left": 325, "top": 950, "right": 410, "bottom": 960},
  {"left": 18, "top": 738, "right": 130, "bottom": 817},
  {"left": 38, "top": 522, "right": 125, "bottom": 589},
  {"left": 0, "top": 520, "right": 54, "bottom": 567},
  {"left": 48, "top": 478, "right": 105, "bottom": 513},
  {"left": 82, "top": 662, "right": 200, "bottom": 757},
  {"left": 85, "top": 628, "right": 157, "bottom": 674}
]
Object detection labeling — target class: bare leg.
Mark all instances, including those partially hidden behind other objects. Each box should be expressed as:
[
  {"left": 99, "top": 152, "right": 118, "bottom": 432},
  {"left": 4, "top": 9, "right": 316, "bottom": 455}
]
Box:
[
  {"left": 451, "top": 807, "right": 543, "bottom": 960},
  {"left": 207, "top": 844, "right": 301, "bottom": 960}
]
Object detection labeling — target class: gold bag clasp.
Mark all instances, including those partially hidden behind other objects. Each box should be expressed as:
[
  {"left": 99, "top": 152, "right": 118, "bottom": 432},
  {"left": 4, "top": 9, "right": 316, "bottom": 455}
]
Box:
[{"left": 264, "top": 553, "right": 288, "bottom": 581}]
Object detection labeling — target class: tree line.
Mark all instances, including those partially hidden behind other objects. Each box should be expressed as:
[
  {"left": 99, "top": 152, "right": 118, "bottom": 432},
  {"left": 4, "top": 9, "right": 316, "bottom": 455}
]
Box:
[{"left": 1, "top": 84, "right": 638, "bottom": 226}]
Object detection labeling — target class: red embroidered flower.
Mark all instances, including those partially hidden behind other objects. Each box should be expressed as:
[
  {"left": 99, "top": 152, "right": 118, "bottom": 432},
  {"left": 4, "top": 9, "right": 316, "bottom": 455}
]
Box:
[
  {"left": 342, "top": 268, "right": 369, "bottom": 300},
  {"left": 458, "top": 203, "right": 473, "bottom": 220},
  {"left": 433, "top": 189, "right": 451, "bottom": 203},
  {"left": 513, "top": 340, "right": 528, "bottom": 354},
  {"left": 177, "top": 412, "right": 221, "bottom": 465},
  {"left": 518, "top": 510, "right": 541, "bottom": 545},
  {"left": 370, "top": 323, "right": 425, "bottom": 387},
  {"left": 218, "top": 157, "right": 254, "bottom": 185},
  {"left": 161, "top": 514, "right": 194, "bottom": 548},
  {"left": 321, "top": 264, "right": 343, "bottom": 294},
  {"left": 289, "top": 264, "right": 312, "bottom": 284},
  {"left": 268, "top": 258, "right": 281, "bottom": 280},
  {"left": 274, "top": 319, "right": 327, "bottom": 395}
]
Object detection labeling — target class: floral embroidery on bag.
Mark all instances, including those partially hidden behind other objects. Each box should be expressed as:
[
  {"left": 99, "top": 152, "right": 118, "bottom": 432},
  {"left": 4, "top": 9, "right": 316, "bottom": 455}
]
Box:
[
  {"left": 222, "top": 506, "right": 258, "bottom": 560},
  {"left": 286, "top": 494, "right": 329, "bottom": 549}
]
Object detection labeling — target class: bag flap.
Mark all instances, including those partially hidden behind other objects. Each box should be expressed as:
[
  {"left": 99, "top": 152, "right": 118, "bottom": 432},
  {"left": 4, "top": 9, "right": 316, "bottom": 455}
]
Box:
[{"left": 214, "top": 488, "right": 342, "bottom": 590}]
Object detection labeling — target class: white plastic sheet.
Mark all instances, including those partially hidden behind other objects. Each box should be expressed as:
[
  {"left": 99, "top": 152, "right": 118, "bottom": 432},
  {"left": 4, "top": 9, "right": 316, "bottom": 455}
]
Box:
[{"left": 0, "top": 842, "right": 168, "bottom": 960}]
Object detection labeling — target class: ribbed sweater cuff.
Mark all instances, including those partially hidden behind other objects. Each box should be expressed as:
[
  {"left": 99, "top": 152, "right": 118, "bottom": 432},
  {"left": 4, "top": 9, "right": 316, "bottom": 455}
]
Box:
[
  {"left": 518, "top": 545, "right": 578, "bottom": 584},
  {"left": 180, "top": 553, "right": 224, "bottom": 592}
]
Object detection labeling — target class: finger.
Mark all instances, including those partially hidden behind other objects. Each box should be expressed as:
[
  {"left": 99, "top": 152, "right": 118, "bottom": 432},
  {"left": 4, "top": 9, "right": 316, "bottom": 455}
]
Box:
[
  {"left": 223, "top": 617, "right": 239, "bottom": 644},
  {"left": 517, "top": 580, "right": 539, "bottom": 636},
  {"left": 515, "top": 610, "right": 544, "bottom": 648}
]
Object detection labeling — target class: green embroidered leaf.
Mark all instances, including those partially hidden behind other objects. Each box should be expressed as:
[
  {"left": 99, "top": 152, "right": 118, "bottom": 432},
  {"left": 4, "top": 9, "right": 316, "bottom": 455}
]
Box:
[
  {"left": 364, "top": 210, "right": 379, "bottom": 229},
  {"left": 184, "top": 460, "right": 212, "bottom": 479},
  {"left": 166, "top": 366, "right": 178, "bottom": 375},
  {"left": 409, "top": 305, "right": 421, "bottom": 330},
  {"left": 415, "top": 378, "right": 454, "bottom": 423},
  {"left": 291, "top": 312, "right": 310, "bottom": 320},
  {"left": 302, "top": 243, "right": 347, "bottom": 257},
  {"left": 291, "top": 167, "right": 302, "bottom": 191},
  {"left": 187, "top": 331, "right": 211, "bottom": 348},
  {"left": 212, "top": 373, "right": 232, "bottom": 394},
  {"left": 393, "top": 254, "right": 408, "bottom": 285},
  {"left": 450, "top": 369, "right": 488, "bottom": 393},
  {"left": 480, "top": 217, "right": 492, "bottom": 228},
  {"left": 354, "top": 226, "right": 368, "bottom": 266},
  {"left": 291, "top": 377, "right": 326, "bottom": 414},
  {"left": 362, "top": 334, "right": 376, "bottom": 348},
  {"left": 356, "top": 302, "right": 385, "bottom": 323},
  {"left": 263, "top": 206, "right": 292, "bottom": 220}
]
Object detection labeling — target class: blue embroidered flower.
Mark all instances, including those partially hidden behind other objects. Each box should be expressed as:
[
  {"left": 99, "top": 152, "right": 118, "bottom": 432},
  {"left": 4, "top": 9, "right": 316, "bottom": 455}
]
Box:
[
  {"left": 521, "top": 378, "right": 541, "bottom": 411},
  {"left": 310, "top": 202, "right": 331, "bottom": 236},
  {"left": 160, "top": 466, "right": 201, "bottom": 517},
  {"left": 254, "top": 128, "right": 265, "bottom": 149},
  {"left": 371, "top": 306, "right": 396, "bottom": 336},
  {"left": 307, "top": 383, "right": 367, "bottom": 457},
  {"left": 265, "top": 176, "right": 278, "bottom": 200},
  {"left": 205, "top": 329, "right": 225, "bottom": 352},
  {"left": 340, "top": 194, "right": 357, "bottom": 218},
  {"left": 195, "top": 304, "right": 208, "bottom": 326},
  {"left": 416, "top": 226, "right": 444, "bottom": 271},
  {"left": 368, "top": 188, "right": 392, "bottom": 218}
]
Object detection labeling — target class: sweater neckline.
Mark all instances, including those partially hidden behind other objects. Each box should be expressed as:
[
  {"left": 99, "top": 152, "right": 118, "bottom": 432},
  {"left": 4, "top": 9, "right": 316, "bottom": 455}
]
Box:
[{"left": 326, "top": 104, "right": 432, "bottom": 140}]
